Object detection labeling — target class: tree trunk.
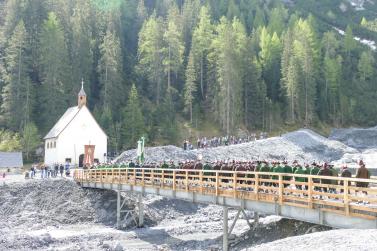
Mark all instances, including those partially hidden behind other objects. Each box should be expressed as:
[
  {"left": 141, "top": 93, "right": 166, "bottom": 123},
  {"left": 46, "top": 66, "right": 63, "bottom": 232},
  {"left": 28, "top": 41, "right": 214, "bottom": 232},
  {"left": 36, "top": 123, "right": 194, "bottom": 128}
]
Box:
[
  {"left": 200, "top": 53, "right": 204, "bottom": 99},
  {"left": 168, "top": 44, "right": 171, "bottom": 90},
  {"left": 190, "top": 103, "right": 193, "bottom": 124}
]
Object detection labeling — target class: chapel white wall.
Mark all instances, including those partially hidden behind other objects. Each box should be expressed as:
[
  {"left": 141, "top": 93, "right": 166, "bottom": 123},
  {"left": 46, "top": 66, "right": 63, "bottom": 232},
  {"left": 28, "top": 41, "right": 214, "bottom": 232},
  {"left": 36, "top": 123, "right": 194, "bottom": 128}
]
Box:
[{"left": 45, "top": 106, "right": 107, "bottom": 166}]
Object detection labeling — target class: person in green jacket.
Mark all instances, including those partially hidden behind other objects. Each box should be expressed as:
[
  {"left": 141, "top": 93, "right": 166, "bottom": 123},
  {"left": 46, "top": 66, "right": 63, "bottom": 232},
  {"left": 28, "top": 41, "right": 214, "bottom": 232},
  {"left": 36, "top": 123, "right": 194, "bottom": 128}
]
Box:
[
  {"left": 283, "top": 161, "right": 293, "bottom": 187},
  {"left": 329, "top": 165, "right": 339, "bottom": 193},
  {"left": 260, "top": 162, "right": 271, "bottom": 186},
  {"left": 310, "top": 163, "right": 320, "bottom": 190},
  {"left": 203, "top": 162, "right": 213, "bottom": 177},
  {"left": 294, "top": 165, "right": 306, "bottom": 190},
  {"left": 161, "top": 161, "right": 169, "bottom": 169}
]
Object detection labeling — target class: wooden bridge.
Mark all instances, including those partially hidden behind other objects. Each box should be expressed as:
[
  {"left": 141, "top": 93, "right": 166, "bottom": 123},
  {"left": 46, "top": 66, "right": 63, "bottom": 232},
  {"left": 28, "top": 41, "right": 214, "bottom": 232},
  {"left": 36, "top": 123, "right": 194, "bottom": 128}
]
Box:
[{"left": 74, "top": 168, "right": 377, "bottom": 251}]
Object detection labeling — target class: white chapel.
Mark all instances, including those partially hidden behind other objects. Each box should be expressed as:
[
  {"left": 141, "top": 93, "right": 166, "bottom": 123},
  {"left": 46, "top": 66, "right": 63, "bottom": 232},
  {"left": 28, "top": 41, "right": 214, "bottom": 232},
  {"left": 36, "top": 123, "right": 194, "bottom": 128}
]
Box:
[{"left": 44, "top": 82, "right": 107, "bottom": 167}]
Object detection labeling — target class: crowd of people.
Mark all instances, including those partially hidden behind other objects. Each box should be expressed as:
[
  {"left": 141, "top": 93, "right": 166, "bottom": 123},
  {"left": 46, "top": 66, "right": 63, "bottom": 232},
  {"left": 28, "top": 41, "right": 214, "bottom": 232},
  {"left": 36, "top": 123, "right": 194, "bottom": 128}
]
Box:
[
  {"left": 116, "top": 159, "right": 372, "bottom": 193},
  {"left": 27, "top": 163, "right": 72, "bottom": 179},
  {"left": 183, "top": 132, "right": 269, "bottom": 150}
]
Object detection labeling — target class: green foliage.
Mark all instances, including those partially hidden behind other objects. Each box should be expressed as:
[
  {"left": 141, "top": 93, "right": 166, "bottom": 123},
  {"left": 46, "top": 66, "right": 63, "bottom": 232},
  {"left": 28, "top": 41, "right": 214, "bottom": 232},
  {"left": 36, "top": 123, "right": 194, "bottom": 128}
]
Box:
[
  {"left": 21, "top": 122, "right": 40, "bottom": 161},
  {"left": 1, "top": 0, "right": 377, "bottom": 150},
  {"left": 0, "top": 20, "right": 34, "bottom": 130},
  {"left": 183, "top": 51, "right": 197, "bottom": 123},
  {"left": 38, "top": 12, "right": 71, "bottom": 132},
  {"left": 0, "top": 129, "right": 22, "bottom": 152},
  {"left": 122, "top": 84, "right": 145, "bottom": 149}
]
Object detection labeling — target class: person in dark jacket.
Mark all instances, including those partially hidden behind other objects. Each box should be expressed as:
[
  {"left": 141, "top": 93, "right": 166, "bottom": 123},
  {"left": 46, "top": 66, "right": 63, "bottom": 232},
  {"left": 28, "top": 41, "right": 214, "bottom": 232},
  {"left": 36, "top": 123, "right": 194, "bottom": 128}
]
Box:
[
  {"left": 355, "top": 160, "right": 370, "bottom": 195},
  {"left": 59, "top": 164, "right": 64, "bottom": 177},
  {"left": 317, "top": 163, "right": 332, "bottom": 193},
  {"left": 340, "top": 165, "right": 352, "bottom": 193}
]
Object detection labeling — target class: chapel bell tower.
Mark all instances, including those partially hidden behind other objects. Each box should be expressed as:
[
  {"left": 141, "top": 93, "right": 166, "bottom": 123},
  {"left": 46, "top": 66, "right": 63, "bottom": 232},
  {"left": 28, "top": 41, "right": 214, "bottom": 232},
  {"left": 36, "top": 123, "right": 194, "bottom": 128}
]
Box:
[{"left": 78, "top": 79, "right": 87, "bottom": 108}]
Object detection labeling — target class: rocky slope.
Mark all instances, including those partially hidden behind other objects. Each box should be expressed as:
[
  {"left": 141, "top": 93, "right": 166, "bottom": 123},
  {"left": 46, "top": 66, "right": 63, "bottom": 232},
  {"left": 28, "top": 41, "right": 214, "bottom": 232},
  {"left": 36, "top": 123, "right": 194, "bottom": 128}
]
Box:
[{"left": 116, "top": 129, "right": 358, "bottom": 165}]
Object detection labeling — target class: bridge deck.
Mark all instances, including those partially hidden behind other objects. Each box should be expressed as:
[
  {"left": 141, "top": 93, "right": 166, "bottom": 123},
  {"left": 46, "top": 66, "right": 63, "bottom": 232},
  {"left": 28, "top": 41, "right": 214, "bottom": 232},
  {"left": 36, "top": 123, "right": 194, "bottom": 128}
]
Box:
[{"left": 74, "top": 168, "right": 377, "bottom": 229}]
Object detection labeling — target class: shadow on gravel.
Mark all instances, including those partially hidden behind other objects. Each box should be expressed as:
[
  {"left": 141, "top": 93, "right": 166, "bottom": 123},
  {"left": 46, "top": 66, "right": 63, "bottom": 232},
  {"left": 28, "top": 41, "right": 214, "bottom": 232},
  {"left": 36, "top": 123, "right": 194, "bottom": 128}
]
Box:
[{"left": 232, "top": 218, "right": 331, "bottom": 250}]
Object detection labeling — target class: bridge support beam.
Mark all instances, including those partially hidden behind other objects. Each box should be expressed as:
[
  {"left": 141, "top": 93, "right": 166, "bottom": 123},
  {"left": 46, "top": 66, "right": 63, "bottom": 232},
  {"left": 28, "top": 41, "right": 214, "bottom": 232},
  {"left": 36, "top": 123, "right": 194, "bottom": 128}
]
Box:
[
  {"left": 117, "top": 190, "right": 121, "bottom": 229},
  {"left": 138, "top": 194, "right": 144, "bottom": 227},
  {"left": 223, "top": 206, "right": 229, "bottom": 251}
]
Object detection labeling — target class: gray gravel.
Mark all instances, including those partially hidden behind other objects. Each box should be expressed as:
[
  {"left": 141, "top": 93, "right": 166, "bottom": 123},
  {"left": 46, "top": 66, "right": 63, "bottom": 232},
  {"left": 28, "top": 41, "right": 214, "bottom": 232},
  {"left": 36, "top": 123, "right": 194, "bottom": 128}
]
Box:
[
  {"left": 116, "top": 129, "right": 358, "bottom": 164},
  {"left": 330, "top": 126, "right": 377, "bottom": 150}
]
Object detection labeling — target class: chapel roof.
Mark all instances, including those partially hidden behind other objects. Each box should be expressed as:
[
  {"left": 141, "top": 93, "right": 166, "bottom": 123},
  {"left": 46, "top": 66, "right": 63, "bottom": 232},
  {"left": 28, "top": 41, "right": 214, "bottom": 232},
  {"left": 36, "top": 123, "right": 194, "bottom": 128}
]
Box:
[{"left": 43, "top": 106, "right": 80, "bottom": 139}]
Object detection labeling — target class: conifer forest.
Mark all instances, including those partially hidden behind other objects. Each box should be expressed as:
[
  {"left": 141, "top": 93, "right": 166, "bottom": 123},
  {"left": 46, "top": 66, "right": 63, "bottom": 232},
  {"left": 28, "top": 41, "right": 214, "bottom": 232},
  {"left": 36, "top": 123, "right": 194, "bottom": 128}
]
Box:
[{"left": 1, "top": 0, "right": 377, "bottom": 158}]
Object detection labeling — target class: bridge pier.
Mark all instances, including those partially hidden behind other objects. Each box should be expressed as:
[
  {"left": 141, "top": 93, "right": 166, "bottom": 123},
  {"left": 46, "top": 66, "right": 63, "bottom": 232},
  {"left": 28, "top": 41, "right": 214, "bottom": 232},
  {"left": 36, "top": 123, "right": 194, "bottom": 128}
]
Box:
[
  {"left": 223, "top": 206, "right": 229, "bottom": 251},
  {"left": 117, "top": 190, "right": 121, "bottom": 229},
  {"left": 138, "top": 193, "right": 144, "bottom": 228},
  {"left": 116, "top": 191, "right": 145, "bottom": 229}
]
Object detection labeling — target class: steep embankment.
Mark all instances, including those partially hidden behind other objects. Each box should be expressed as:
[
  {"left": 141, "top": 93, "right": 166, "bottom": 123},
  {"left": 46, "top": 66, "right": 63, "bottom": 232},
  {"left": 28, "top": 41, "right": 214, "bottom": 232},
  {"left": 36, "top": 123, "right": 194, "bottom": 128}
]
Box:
[
  {"left": 115, "top": 129, "right": 358, "bottom": 164},
  {"left": 242, "top": 229, "right": 377, "bottom": 251}
]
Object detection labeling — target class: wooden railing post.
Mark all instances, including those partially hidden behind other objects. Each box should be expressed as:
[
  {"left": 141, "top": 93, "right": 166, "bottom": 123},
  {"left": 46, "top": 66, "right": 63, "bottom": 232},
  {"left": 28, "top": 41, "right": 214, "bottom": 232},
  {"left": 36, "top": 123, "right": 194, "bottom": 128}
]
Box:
[
  {"left": 125, "top": 168, "right": 128, "bottom": 183},
  {"left": 173, "top": 170, "right": 176, "bottom": 190},
  {"left": 199, "top": 171, "right": 203, "bottom": 194},
  {"left": 151, "top": 169, "right": 155, "bottom": 186},
  {"left": 344, "top": 179, "right": 350, "bottom": 216},
  {"left": 308, "top": 176, "right": 313, "bottom": 209},
  {"left": 133, "top": 168, "right": 136, "bottom": 185},
  {"left": 233, "top": 172, "right": 237, "bottom": 198},
  {"left": 118, "top": 168, "right": 121, "bottom": 184},
  {"left": 100, "top": 170, "right": 103, "bottom": 183},
  {"left": 216, "top": 171, "right": 219, "bottom": 196},
  {"left": 162, "top": 170, "right": 165, "bottom": 188},
  {"left": 278, "top": 174, "right": 283, "bottom": 205},
  {"left": 142, "top": 169, "right": 145, "bottom": 186},
  {"left": 255, "top": 173, "right": 259, "bottom": 200},
  {"left": 185, "top": 170, "right": 189, "bottom": 192}
]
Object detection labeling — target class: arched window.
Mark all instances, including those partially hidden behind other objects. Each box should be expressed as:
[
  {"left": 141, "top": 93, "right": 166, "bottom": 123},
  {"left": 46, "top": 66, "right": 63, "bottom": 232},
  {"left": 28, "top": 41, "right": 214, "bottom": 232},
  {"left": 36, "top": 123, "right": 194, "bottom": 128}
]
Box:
[
  {"left": 54, "top": 142, "right": 56, "bottom": 148},
  {"left": 47, "top": 142, "right": 50, "bottom": 149}
]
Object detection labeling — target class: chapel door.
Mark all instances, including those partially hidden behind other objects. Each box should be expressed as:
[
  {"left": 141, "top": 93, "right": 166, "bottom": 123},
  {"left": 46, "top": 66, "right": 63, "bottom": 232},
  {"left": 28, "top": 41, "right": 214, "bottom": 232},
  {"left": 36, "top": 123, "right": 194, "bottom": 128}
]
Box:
[
  {"left": 84, "top": 145, "right": 95, "bottom": 166},
  {"left": 79, "top": 154, "right": 84, "bottom": 167}
]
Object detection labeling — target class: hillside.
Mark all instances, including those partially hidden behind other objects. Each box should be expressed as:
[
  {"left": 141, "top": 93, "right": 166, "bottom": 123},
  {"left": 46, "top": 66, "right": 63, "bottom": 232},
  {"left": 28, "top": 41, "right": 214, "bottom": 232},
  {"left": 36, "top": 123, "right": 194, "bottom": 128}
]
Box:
[{"left": 1, "top": 0, "right": 377, "bottom": 157}]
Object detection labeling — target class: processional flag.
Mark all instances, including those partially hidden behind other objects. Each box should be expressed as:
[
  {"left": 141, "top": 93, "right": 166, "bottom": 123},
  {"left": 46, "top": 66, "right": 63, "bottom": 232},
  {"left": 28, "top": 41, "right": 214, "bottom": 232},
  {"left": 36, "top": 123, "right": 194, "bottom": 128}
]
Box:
[{"left": 137, "top": 137, "right": 145, "bottom": 164}]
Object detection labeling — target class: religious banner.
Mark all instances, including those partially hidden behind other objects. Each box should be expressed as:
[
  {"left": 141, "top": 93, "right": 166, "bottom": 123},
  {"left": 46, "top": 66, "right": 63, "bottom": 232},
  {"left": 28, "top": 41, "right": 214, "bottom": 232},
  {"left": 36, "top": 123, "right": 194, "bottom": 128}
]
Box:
[{"left": 84, "top": 145, "right": 95, "bottom": 166}]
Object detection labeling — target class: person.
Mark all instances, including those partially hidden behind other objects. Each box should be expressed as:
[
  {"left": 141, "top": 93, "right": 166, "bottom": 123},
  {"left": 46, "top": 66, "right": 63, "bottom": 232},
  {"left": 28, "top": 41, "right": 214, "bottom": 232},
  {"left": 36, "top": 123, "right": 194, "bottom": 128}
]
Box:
[
  {"left": 59, "top": 164, "right": 64, "bottom": 177},
  {"left": 317, "top": 163, "right": 332, "bottom": 193},
  {"left": 54, "top": 164, "right": 59, "bottom": 177},
  {"left": 294, "top": 165, "right": 306, "bottom": 190},
  {"left": 310, "top": 162, "right": 320, "bottom": 191},
  {"left": 183, "top": 140, "right": 188, "bottom": 151},
  {"left": 65, "top": 162, "right": 70, "bottom": 176},
  {"left": 329, "top": 165, "right": 339, "bottom": 193},
  {"left": 355, "top": 160, "right": 370, "bottom": 195},
  {"left": 283, "top": 161, "right": 293, "bottom": 188},
  {"left": 340, "top": 165, "right": 352, "bottom": 193},
  {"left": 30, "top": 166, "right": 35, "bottom": 178}
]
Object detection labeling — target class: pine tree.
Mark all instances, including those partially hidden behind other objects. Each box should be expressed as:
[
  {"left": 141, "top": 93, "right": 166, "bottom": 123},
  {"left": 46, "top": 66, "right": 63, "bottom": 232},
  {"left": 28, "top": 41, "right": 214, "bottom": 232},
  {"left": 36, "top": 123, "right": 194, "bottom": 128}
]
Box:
[
  {"left": 71, "top": 0, "right": 94, "bottom": 102},
  {"left": 137, "top": 15, "right": 164, "bottom": 104},
  {"left": 39, "top": 12, "right": 71, "bottom": 132},
  {"left": 358, "top": 51, "right": 375, "bottom": 81},
  {"left": 210, "top": 17, "right": 247, "bottom": 134},
  {"left": 259, "top": 27, "right": 282, "bottom": 101},
  {"left": 122, "top": 84, "right": 145, "bottom": 149},
  {"left": 192, "top": 6, "right": 213, "bottom": 100},
  {"left": 0, "top": 20, "right": 34, "bottom": 130},
  {"left": 162, "top": 14, "right": 184, "bottom": 92},
  {"left": 344, "top": 25, "right": 356, "bottom": 57},
  {"left": 21, "top": 122, "right": 40, "bottom": 161},
  {"left": 184, "top": 51, "right": 197, "bottom": 123},
  {"left": 98, "top": 27, "right": 124, "bottom": 113}
]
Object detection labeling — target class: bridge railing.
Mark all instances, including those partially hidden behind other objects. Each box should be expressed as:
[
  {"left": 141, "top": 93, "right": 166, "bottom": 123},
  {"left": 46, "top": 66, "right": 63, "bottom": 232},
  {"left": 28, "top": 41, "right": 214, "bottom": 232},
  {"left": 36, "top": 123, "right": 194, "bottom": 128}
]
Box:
[{"left": 74, "top": 168, "right": 377, "bottom": 220}]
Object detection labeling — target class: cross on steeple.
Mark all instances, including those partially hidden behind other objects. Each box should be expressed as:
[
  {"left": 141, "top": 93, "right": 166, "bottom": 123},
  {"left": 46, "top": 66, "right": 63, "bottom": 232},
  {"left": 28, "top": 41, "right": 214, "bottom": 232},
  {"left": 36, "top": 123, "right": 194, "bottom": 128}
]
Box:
[{"left": 78, "top": 78, "right": 87, "bottom": 108}]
